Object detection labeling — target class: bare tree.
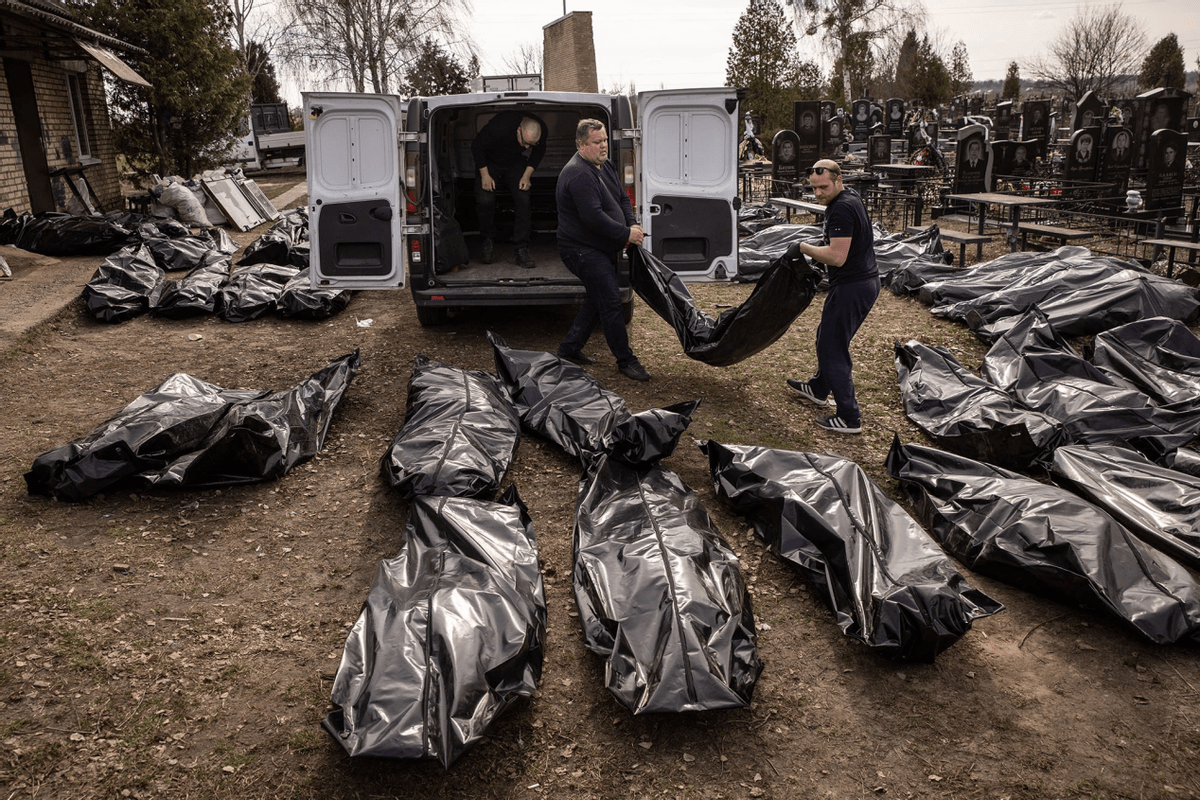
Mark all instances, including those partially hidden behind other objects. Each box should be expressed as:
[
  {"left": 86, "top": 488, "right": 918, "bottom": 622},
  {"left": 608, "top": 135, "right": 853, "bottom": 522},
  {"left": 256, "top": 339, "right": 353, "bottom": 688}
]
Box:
[
  {"left": 500, "top": 41, "right": 542, "bottom": 76},
  {"left": 279, "top": 0, "right": 473, "bottom": 95},
  {"left": 1025, "top": 3, "right": 1147, "bottom": 99},
  {"left": 225, "top": 0, "right": 285, "bottom": 91},
  {"left": 784, "top": 0, "right": 922, "bottom": 105}
]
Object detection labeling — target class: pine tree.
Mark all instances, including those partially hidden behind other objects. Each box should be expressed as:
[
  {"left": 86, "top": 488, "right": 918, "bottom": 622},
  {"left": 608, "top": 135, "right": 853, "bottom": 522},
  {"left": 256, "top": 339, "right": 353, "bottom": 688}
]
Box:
[
  {"left": 949, "top": 41, "right": 973, "bottom": 97},
  {"left": 73, "top": 0, "right": 252, "bottom": 177},
  {"left": 910, "top": 35, "right": 952, "bottom": 107},
  {"left": 1002, "top": 62, "right": 1021, "bottom": 101},
  {"left": 1139, "top": 33, "right": 1186, "bottom": 89},
  {"left": 726, "top": 0, "right": 819, "bottom": 136},
  {"left": 893, "top": 30, "right": 920, "bottom": 99},
  {"left": 398, "top": 39, "right": 477, "bottom": 97}
]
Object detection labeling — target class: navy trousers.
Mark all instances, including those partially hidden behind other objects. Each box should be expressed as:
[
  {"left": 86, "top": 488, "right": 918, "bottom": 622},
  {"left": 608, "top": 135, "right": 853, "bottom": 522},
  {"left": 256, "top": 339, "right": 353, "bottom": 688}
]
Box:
[
  {"left": 557, "top": 247, "right": 634, "bottom": 366},
  {"left": 808, "top": 275, "right": 880, "bottom": 425},
  {"left": 475, "top": 166, "right": 532, "bottom": 246}
]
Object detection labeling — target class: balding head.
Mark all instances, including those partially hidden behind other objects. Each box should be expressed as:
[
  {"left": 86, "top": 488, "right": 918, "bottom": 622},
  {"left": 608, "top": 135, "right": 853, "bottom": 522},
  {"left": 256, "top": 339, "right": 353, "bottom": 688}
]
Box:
[{"left": 518, "top": 117, "right": 542, "bottom": 147}]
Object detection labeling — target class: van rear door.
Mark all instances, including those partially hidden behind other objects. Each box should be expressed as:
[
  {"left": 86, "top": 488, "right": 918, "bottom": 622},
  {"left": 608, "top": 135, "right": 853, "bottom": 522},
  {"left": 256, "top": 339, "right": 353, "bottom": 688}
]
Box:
[
  {"left": 637, "top": 88, "right": 739, "bottom": 281},
  {"left": 304, "top": 92, "right": 405, "bottom": 288}
]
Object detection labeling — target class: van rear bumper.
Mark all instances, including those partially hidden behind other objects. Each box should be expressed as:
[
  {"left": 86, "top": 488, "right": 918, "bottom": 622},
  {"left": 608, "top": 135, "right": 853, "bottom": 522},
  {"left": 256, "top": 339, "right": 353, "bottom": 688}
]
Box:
[{"left": 413, "top": 285, "right": 632, "bottom": 308}]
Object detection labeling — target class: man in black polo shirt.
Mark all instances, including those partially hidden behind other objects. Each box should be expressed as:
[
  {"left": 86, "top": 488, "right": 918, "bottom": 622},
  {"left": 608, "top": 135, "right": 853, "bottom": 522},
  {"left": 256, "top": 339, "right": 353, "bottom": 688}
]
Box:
[
  {"left": 472, "top": 110, "right": 547, "bottom": 268},
  {"left": 554, "top": 119, "right": 650, "bottom": 382},
  {"left": 785, "top": 159, "right": 880, "bottom": 433}
]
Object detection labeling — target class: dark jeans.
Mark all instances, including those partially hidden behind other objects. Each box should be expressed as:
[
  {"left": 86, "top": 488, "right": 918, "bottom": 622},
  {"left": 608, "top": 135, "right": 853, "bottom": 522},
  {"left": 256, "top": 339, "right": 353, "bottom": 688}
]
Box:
[
  {"left": 808, "top": 275, "right": 880, "bottom": 425},
  {"left": 557, "top": 247, "right": 634, "bottom": 366},
  {"left": 475, "top": 167, "right": 532, "bottom": 246}
]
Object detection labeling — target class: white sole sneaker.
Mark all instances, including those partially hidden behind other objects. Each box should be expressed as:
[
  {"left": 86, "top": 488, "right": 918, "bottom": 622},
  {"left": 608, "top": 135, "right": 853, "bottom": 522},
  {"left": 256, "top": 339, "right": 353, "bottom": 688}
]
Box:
[
  {"left": 786, "top": 379, "right": 835, "bottom": 407},
  {"left": 816, "top": 414, "right": 862, "bottom": 434}
]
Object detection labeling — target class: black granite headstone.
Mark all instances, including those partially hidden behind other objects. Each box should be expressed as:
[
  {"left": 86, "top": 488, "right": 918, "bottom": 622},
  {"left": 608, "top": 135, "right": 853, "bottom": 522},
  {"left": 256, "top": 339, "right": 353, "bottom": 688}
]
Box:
[
  {"left": 821, "top": 101, "right": 836, "bottom": 121},
  {"left": 1133, "top": 88, "right": 1191, "bottom": 170},
  {"left": 1188, "top": 117, "right": 1200, "bottom": 142},
  {"left": 869, "top": 104, "right": 884, "bottom": 131},
  {"left": 1065, "top": 127, "right": 1100, "bottom": 182},
  {"left": 1145, "top": 129, "right": 1186, "bottom": 212},
  {"left": 793, "top": 101, "right": 822, "bottom": 173},
  {"left": 969, "top": 96, "right": 982, "bottom": 115},
  {"left": 1010, "top": 140, "right": 1038, "bottom": 177},
  {"left": 989, "top": 140, "right": 1016, "bottom": 182},
  {"left": 886, "top": 99, "right": 905, "bottom": 136},
  {"left": 868, "top": 135, "right": 891, "bottom": 166},
  {"left": 1100, "top": 126, "right": 1133, "bottom": 193},
  {"left": 994, "top": 101, "right": 1013, "bottom": 139},
  {"left": 1022, "top": 100, "right": 1050, "bottom": 156},
  {"left": 953, "top": 125, "right": 990, "bottom": 194},
  {"left": 851, "top": 99, "right": 872, "bottom": 142},
  {"left": 1072, "top": 91, "right": 1104, "bottom": 132},
  {"left": 823, "top": 115, "right": 845, "bottom": 159},
  {"left": 771, "top": 130, "right": 803, "bottom": 190}
]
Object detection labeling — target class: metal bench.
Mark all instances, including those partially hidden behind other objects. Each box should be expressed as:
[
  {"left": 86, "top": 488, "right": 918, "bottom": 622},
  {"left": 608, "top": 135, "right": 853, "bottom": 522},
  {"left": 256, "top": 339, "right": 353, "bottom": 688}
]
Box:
[
  {"left": 768, "top": 197, "right": 826, "bottom": 223},
  {"left": 907, "top": 225, "right": 992, "bottom": 266},
  {"left": 1016, "top": 222, "right": 1093, "bottom": 250},
  {"left": 1142, "top": 238, "right": 1200, "bottom": 278}
]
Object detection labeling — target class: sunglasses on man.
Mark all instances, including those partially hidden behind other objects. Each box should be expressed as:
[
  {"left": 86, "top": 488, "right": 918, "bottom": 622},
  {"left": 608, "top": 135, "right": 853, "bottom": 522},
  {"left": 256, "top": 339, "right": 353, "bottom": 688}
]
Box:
[{"left": 807, "top": 165, "right": 840, "bottom": 177}]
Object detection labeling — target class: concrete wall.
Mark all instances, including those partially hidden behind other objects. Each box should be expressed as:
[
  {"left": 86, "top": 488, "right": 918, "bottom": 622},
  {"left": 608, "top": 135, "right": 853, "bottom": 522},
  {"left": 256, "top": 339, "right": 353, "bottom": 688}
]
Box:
[{"left": 542, "top": 12, "right": 598, "bottom": 94}]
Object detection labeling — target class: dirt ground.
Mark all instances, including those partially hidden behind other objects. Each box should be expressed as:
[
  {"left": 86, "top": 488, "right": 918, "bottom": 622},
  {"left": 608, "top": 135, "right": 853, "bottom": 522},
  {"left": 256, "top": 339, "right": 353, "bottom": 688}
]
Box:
[{"left": 1, "top": 172, "right": 1199, "bottom": 800}]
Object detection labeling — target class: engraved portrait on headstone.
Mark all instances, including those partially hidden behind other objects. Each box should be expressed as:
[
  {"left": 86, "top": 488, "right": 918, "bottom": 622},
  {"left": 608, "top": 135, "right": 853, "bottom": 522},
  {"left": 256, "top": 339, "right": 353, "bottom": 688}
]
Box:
[
  {"left": 771, "top": 129, "right": 803, "bottom": 190},
  {"left": 994, "top": 101, "right": 1013, "bottom": 139},
  {"left": 1072, "top": 91, "right": 1104, "bottom": 133},
  {"left": 821, "top": 100, "right": 836, "bottom": 121},
  {"left": 868, "top": 135, "right": 891, "bottom": 166},
  {"left": 1146, "top": 128, "right": 1186, "bottom": 211},
  {"left": 793, "top": 100, "right": 822, "bottom": 173},
  {"left": 953, "top": 125, "right": 990, "bottom": 194},
  {"left": 1010, "top": 142, "right": 1035, "bottom": 177},
  {"left": 823, "top": 115, "right": 844, "bottom": 159},
  {"left": 852, "top": 99, "right": 872, "bottom": 141},
  {"left": 886, "top": 99, "right": 905, "bottom": 136},
  {"left": 1133, "top": 88, "right": 1191, "bottom": 170},
  {"left": 1189, "top": 117, "right": 1200, "bottom": 142},
  {"left": 1022, "top": 100, "right": 1050, "bottom": 154},
  {"left": 1066, "top": 127, "right": 1100, "bottom": 182},
  {"left": 990, "top": 140, "right": 1015, "bottom": 182},
  {"left": 1100, "top": 126, "right": 1133, "bottom": 194}
]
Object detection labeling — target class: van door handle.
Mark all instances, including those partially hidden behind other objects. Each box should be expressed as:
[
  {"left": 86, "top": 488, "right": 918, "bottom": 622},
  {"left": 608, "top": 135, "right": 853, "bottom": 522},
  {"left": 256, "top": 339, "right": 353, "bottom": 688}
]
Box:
[
  {"left": 370, "top": 205, "right": 393, "bottom": 221},
  {"left": 338, "top": 213, "right": 357, "bottom": 224},
  {"left": 647, "top": 204, "right": 661, "bottom": 215}
]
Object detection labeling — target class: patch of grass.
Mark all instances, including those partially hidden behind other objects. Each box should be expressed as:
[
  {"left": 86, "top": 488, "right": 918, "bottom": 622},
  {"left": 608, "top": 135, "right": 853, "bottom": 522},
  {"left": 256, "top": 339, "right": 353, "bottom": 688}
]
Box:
[
  {"left": 220, "top": 663, "right": 245, "bottom": 681},
  {"left": 10, "top": 741, "right": 66, "bottom": 782},
  {"left": 2, "top": 718, "right": 30, "bottom": 737},
  {"left": 287, "top": 729, "right": 324, "bottom": 754},
  {"left": 75, "top": 598, "right": 118, "bottom": 621}
]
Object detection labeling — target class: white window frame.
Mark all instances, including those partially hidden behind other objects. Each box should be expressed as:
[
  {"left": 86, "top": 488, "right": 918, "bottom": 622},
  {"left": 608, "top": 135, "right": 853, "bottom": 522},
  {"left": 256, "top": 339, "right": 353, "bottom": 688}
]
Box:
[{"left": 65, "top": 70, "right": 97, "bottom": 164}]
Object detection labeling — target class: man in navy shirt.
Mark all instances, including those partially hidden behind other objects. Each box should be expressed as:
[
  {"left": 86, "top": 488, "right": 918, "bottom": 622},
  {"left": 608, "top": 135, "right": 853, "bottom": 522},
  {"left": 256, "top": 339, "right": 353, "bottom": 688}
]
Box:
[
  {"left": 785, "top": 159, "right": 880, "bottom": 433},
  {"left": 472, "top": 110, "right": 547, "bottom": 268},
  {"left": 554, "top": 119, "right": 650, "bottom": 382}
]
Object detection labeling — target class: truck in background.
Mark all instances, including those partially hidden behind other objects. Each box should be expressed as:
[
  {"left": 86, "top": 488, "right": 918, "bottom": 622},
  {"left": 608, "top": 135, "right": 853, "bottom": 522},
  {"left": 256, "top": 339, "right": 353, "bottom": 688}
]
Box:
[{"left": 236, "top": 103, "right": 305, "bottom": 171}]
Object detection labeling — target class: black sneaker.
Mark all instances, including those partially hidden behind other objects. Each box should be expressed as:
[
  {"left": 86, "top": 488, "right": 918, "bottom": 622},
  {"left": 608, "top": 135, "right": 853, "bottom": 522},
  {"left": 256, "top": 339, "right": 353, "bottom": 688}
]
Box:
[
  {"left": 515, "top": 246, "right": 535, "bottom": 269},
  {"left": 481, "top": 238, "right": 494, "bottom": 264},
  {"left": 619, "top": 360, "right": 651, "bottom": 382},
  {"left": 558, "top": 350, "right": 596, "bottom": 366},
  {"left": 816, "top": 414, "right": 861, "bottom": 434},
  {"left": 787, "top": 379, "right": 835, "bottom": 407}
]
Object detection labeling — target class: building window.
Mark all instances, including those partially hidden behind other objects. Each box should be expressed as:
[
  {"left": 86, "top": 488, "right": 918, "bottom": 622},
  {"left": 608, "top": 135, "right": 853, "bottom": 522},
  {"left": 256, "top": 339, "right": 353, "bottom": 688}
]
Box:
[{"left": 66, "top": 72, "right": 92, "bottom": 160}]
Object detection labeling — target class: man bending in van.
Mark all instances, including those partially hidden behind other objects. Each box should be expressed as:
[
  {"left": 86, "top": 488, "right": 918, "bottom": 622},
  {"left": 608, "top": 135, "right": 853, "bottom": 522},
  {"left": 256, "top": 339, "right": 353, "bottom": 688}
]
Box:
[
  {"left": 554, "top": 119, "right": 651, "bottom": 382},
  {"left": 472, "top": 111, "right": 547, "bottom": 268}
]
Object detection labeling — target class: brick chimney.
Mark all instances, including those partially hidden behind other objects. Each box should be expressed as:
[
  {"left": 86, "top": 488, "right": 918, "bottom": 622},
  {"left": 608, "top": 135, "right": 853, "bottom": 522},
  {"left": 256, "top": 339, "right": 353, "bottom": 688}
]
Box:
[{"left": 542, "top": 11, "right": 598, "bottom": 93}]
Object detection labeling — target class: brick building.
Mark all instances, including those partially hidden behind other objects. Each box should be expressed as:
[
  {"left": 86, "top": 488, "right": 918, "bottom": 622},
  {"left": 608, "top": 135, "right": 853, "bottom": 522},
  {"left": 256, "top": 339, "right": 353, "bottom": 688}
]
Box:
[
  {"left": 1, "top": 0, "right": 148, "bottom": 214},
  {"left": 542, "top": 11, "right": 598, "bottom": 94}
]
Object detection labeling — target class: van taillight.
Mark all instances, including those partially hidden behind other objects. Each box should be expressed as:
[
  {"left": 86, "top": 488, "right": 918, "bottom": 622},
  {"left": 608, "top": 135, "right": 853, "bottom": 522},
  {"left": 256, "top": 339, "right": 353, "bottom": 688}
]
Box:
[
  {"left": 405, "top": 155, "right": 420, "bottom": 211},
  {"left": 621, "top": 154, "right": 636, "bottom": 209},
  {"left": 410, "top": 237, "right": 421, "bottom": 263}
]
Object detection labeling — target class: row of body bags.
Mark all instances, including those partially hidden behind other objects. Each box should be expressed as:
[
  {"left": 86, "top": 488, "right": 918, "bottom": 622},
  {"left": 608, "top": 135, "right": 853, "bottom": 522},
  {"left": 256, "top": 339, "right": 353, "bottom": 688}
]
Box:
[
  {"left": 81, "top": 209, "right": 344, "bottom": 323},
  {"left": 325, "top": 334, "right": 1013, "bottom": 767}
]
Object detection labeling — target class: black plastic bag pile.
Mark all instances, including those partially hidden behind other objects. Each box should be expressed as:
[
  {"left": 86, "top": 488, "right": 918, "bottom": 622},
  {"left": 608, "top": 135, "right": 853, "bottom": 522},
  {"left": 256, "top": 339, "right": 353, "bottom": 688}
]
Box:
[
  {"left": 276, "top": 267, "right": 353, "bottom": 319},
  {"left": 886, "top": 437, "right": 1200, "bottom": 645},
  {"left": 0, "top": 210, "right": 137, "bottom": 256},
  {"left": 574, "top": 455, "right": 763, "bottom": 713},
  {"left": 490, "top": 333, "right": 763, "bottom": 713},
  {"left": 894, "top": 339, "right": 1067, "bottom": 471},
  {"left": 737, "top": 202, "right": 784, "bottom": 236},
  {"left": 982, "top": 309, "right": 1200, "bottom": 459},
  {"left": 237, "top": 208, "right": 310, "bottom": 269},
  {"left": 82, "top": 245, "right": 166, "bottom": 323},
  {"left": 489, "top": 332, "right": 697, "bottom": 469},
  {"left": 218, "top": 263, "right": 300, "bottom": 322},
  {"left": 703, "top": 440, "right": 1002, "bottom": 661},
  {"left": 25, "top": 351, "right": 360, "bottom": 501},
  {"left": 629, "top": 245, "right": 821, "bottom": 366},
  {"left": 888, "top": 245, "right": 1200, "bottom": 342},
  {"left": 382, "top": 355, "right": 521, "bottom": 500},
  {"left": 736, "top": 223, "right": 823, "bottom": 279},
  {"left": 149, "top": 252, "right": 233, "bottom": 319},
  {"left": 324, "top": 489, "right": 545, "bottom": 767},
  {"left": 872, "top": 224, "right": 949, "bottom": 276}
]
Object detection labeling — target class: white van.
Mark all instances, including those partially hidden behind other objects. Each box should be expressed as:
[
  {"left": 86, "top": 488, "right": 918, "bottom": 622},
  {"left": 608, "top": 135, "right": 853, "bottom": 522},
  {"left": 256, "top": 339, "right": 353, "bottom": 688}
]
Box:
[{"left": 304, "top": 88, "right": 742, "bottom": 326}]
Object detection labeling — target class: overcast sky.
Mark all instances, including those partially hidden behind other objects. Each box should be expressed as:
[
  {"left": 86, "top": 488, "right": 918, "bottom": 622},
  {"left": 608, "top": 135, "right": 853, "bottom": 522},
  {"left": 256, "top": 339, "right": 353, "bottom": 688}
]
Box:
[{"left": 466, "top": 0, "right": 1199, "bottom": 89}]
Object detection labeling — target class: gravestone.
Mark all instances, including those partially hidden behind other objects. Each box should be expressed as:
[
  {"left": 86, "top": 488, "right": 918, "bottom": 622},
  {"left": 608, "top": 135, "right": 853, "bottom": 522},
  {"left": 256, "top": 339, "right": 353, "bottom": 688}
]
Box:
[
  {"left": 1100, "top": 126, "right": 1133, "bottom": 194},
  {"left": 989, "top": 140, "right": 1016, "bottom": 184},
  {"left": 823, "top": 114, "right": 845, "bottom": 159},
  {"left": 1133, "top": 88, "right": 1191, "bottom": 170},
  {"left": 1145, "top": 129, "right": 1186, "bottom": 212},
  {"left": 771, "top": 130, "right": 803, "bottom": 192},
  {"left": 821, "top": 100, "right": 836, "bottom": 121},
  {"left": 1072, "top": 91, "right": 1104, "bottom": 132},
  {"left": 1022, "top": 100, "right": 1051, "bottom": 157},
  {"left": 1115, "top": 98, "right": 1137, "bottom": 128},
  {"left": 1065, "top": 127, "right": 1100, "bottom": 182},
  {"left": 969, "top": 96, "right": 982, "bottom": 116},
  {"left": 869, "top": 104, "right": 884, "bottom": 131},
  {"left": 1009, "top": 141, "right": 1037, "bottom": 177},
  {"left": 994, "top": 101, "right": 1013, "bottom": 139},
  {"left": 1188, "top": 117, "right": 1200, "bottom": 142},
  {"left": 793, "top": 101, "right": 823, "bottom": 173},
  {"left": 953, "top": 124, "right": 991, "bottom": 194},
  {"left": 868, "top": 135, "right": 891, "bottom": 166},
  {"left": 851, "top": 99, "right": 872, "bottom": 142},
  {"left": 886, "top": 99, "right": 905, "bottom": 136}
]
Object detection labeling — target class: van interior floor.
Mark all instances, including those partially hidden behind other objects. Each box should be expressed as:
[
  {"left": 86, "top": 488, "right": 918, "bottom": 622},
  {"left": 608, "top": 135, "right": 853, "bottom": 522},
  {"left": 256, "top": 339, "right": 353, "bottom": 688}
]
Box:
[{"left": 437, "top": 237, "right": 575, "bottom": 281}]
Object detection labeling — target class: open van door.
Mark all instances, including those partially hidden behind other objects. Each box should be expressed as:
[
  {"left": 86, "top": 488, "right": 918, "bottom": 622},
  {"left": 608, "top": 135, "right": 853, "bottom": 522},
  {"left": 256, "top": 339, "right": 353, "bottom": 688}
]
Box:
[
  {"left": 637, "top": 88, "right": 739, "bottom": 281},
  {"left": 304, "top": 92, "right": 405, "bottom": 288}
]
